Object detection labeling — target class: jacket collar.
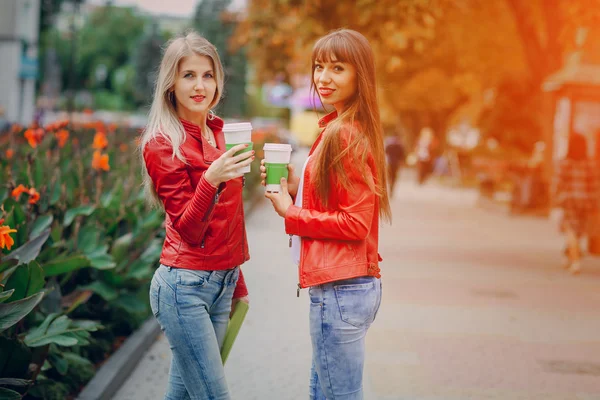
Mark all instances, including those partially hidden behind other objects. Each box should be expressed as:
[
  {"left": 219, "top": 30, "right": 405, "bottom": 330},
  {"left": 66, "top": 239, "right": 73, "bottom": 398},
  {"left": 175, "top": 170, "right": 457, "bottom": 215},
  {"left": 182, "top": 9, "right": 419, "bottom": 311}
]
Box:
[
  {"left": 180, "top": 115, "right": 225, "bottom": 162},
  {"left": 318, "top": 110, "right": 338, "bottom": 128},
  {"left": 310, "top": 110, "right": 338, "bottom": 156}
]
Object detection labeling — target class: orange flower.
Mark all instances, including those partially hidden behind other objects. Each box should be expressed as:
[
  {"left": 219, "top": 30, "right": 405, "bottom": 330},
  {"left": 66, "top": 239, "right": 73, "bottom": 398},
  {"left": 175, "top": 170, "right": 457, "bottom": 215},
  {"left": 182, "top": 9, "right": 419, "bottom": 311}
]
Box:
[
  {"left": 83, "top": 108, "right": 94, "bottom": 115},
  {"left": 0, "top": 219, "right": 18, "bottom": 250},
  {"left": 11, "top": 184, "right": 28, "bottom": 199},
  {"left": 92, "top": 151, "right": 110, "bottom": 171},
  {"left": 28, "top": 188, "right": 40, "bottom": 205},
  {"left": 108, "top": 123, "right": 117, "bottom": 133},
  {"left": 92, "top": 132, "right": 108, "bottom": 150},
  {"left": 11, "top": 124, "right": 22, "bottom": 133},
  {"left": 119, "top": 143, "right": 128, "bottom": 152},
  {"left": 24, "top": 128, "right": 44, "bottom": 148},
  {"left": 5, "top": 149, "right": 14, "bottom": 159},
  {"left": 55, "top": 129, "right": 69, "bottom": 148}
]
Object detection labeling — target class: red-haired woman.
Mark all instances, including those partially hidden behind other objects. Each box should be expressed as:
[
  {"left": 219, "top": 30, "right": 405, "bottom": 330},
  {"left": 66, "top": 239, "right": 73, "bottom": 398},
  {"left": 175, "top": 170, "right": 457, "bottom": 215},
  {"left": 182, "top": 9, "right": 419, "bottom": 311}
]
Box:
[{"left": 262, "top": 29, "right": 391, "bottom": 399}]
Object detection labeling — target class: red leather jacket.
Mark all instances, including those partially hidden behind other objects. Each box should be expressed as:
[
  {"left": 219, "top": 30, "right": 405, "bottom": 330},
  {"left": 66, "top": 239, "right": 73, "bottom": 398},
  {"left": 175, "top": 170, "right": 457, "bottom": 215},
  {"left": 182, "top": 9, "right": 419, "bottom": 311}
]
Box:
[
  {"left": 143, "top": 117, "right": 249, "bottom": 298},
  {"left": 285, "top": 112, "right": 382, "bottom": 289}
]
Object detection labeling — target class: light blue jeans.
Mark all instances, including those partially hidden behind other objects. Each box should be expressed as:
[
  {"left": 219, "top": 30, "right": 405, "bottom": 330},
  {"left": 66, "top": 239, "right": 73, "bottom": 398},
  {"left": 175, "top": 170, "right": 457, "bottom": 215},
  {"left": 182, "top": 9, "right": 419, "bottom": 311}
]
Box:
[
  {"left": 308, "top": 276, "right": 382, "bottom": 400},
  {"left": 149, "top": 264, "right": 239, "bottom": 400}
]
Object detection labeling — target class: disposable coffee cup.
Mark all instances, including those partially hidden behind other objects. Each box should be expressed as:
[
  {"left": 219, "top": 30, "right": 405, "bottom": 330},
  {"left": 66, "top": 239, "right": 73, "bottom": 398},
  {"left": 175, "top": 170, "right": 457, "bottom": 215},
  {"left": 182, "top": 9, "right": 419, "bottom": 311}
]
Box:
[
  {"left": 263, "top": 143, "right": 293, "bottom": 192},
  {"left": 223, "top": 122, "right": 253, "bottom": 173}
]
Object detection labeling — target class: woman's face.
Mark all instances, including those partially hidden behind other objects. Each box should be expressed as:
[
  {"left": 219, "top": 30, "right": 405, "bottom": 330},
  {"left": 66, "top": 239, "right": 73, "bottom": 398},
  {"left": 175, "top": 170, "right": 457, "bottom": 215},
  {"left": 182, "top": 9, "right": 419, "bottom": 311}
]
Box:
[
  {"left": 313, "top": 57, "right": 357, "bottom": 113},
  {"left": 172, "top": 54, "right": 217, "bottom": 122}
]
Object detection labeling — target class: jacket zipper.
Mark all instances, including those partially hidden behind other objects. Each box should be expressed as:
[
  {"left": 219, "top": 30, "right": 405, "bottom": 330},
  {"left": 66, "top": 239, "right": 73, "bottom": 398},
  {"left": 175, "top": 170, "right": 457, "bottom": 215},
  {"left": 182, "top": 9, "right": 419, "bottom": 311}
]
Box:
[{"left": 200, "top": 190, "right": 221, "bottom": 248}]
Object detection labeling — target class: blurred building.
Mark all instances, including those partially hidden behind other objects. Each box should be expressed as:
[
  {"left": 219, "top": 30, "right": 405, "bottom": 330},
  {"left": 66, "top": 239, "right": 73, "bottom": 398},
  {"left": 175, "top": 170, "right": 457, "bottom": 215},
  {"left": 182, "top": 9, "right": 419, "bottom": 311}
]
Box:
[{"left": 0, "top": 0, "right": 40, "bottom": 125}]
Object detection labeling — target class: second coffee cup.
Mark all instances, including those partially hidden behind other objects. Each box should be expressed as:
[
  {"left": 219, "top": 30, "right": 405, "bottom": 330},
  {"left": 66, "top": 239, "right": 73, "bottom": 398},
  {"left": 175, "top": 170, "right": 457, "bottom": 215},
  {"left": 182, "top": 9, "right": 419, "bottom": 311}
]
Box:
[{"left": 263, "top": 143, "right": 293, "bottom": 192}]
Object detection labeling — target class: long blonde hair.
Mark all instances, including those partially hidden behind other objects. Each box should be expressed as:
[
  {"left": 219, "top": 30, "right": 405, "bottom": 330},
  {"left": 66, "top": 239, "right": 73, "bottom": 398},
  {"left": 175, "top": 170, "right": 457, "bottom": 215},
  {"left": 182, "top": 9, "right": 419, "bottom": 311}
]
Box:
[
  {"left": 310, "top": 29, "right": 391, "bottom": 222},
  {"left": 139, "top": 31, "right": 225, "bottom": 207}
]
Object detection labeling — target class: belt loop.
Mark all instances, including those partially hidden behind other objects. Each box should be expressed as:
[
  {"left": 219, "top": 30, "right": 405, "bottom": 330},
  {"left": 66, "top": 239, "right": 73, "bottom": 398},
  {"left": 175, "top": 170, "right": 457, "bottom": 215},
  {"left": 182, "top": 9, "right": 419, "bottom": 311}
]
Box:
[{"left": 208, "top": 270, "right": 216, "bottom": 283}]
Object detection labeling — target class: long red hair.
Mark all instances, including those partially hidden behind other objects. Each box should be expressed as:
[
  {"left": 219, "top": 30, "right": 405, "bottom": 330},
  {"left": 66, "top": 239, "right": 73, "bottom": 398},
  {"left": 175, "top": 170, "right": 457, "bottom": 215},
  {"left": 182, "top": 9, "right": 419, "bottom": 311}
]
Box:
[{"left": 310, "top": 29, "right": 391, "bottom": 222}]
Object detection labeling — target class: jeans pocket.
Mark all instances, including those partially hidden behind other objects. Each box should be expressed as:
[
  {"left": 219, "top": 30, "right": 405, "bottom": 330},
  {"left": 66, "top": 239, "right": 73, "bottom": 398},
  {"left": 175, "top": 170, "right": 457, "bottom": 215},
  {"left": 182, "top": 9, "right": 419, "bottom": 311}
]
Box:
[
  {"left": 149, "top": 278, "right": 160, "bottom": 317},
  {"left": 334, "top": 280, "right": 377, "bottom": 328},
  {"left": 176, "top": 269, "right": 210, "bottom": 287}
]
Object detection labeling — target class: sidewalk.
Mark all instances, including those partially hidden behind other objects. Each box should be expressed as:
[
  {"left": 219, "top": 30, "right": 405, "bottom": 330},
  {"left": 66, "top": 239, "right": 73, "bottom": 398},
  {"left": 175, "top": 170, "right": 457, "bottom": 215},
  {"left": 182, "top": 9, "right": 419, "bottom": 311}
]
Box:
[{"left": 114, "top": 159, "right": 600, "bottom": 400}]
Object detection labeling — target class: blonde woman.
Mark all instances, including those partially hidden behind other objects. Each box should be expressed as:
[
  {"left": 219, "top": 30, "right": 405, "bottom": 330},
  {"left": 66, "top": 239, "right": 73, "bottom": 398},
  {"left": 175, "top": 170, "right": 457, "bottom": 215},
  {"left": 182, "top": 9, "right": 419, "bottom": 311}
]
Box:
[
  {"left": 140, "top": 31, "right": 253, "bottom": 399},
  {"left": 262, "top": 29, "right": 391, "bottom": 399}
]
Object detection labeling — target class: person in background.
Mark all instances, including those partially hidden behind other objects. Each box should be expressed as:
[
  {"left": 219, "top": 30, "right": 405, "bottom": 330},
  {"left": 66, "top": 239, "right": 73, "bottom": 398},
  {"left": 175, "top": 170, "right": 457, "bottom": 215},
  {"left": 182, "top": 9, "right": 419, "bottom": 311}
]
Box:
[
  {"left": 385, "top": 134, "right": 406, "bottom": 197},
  {"left": 262, "top": 29, "right": 390, "bottom": 399},
  {"left": 415, "top": 127, "right": 436, "bottom": 185},
  {"left": 140, "top": 31, "right": 253, "bottom": 399},
  {"left": 552, "top": 133, "right": 600, "bottom": 274}
]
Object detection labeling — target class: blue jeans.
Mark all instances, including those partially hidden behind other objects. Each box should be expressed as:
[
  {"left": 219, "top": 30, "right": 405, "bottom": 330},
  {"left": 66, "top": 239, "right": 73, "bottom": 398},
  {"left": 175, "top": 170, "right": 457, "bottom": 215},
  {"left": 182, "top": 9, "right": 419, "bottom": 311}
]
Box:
[
  {"left": 308, "top": 276, "right": 382, "bottom": 400},
  {"left": 149, "top": 265, "right": 239, "bottom": 400}
]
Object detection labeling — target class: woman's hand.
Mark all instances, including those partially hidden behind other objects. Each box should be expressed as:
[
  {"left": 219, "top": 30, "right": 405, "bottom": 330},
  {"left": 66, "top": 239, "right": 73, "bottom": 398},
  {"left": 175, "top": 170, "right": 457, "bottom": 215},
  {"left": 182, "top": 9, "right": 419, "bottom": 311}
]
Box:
[
  {"left": 205, "top": 144, "right": 254, "bottom": 186},
  {"left": 230, "top": 296, "right": 249, "bottom": 319},
  {"left": 265, "top": 178, "right": 294, "bottom": 218},
  {"left": 260, "top": 160, "right": 299, "bottom": 198}
]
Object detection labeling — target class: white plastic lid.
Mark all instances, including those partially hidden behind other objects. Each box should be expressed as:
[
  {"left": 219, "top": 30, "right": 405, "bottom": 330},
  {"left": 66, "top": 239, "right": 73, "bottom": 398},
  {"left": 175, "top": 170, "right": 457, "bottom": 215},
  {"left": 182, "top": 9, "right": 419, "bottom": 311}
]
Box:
[
  {"left": 222, "top": 122, "right": 252, "bottom": 132},
  {"left": 263, "top": 143, "right": 293, "bottom": 152}
]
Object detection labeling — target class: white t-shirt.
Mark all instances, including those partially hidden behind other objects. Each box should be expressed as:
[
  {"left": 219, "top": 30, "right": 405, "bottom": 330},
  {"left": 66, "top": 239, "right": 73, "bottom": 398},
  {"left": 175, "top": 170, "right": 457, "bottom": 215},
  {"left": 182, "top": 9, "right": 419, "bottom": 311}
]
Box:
[{"left": 291, "top": 156, "right": 310, "bottom": 265}]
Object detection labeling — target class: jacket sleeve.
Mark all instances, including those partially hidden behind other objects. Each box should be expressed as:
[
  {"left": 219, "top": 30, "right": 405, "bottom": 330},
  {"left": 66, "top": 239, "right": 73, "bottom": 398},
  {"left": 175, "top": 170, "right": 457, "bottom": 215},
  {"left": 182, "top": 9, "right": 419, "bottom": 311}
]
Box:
[
  {"left": 232, "top": 268, "right": 248, "bottom": 298},
  {"left": 284, "top": 154, "right": 376, "bottom": 241},
  {"left": 144, "top": 139, "right": 221, "bottom": 245}
]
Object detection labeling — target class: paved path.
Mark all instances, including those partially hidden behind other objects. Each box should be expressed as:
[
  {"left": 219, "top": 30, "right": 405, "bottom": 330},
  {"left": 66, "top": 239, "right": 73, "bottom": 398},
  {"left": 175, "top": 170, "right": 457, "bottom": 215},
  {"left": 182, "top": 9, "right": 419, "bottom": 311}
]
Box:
[{"left": 114, "top": 155, "right": 600, "bottom": 400}]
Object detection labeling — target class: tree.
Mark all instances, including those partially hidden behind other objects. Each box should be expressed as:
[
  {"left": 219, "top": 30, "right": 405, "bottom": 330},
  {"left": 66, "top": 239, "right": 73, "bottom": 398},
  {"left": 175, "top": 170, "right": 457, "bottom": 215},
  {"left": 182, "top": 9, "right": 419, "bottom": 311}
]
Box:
[
  {"left": 234, "top": 0, "right": 598, "bottom": 151},
  {"left": 133, "top": 23, "right": 167, "bottom": 108},
  {"left": 76, "top": 6, "right": 146, "bottom": 92},
  {"left": 233, "top": 0, "right": 527, "bottom": 140},
  {"left": 192, "top": 0, "right": 247, "bottom": 118}
]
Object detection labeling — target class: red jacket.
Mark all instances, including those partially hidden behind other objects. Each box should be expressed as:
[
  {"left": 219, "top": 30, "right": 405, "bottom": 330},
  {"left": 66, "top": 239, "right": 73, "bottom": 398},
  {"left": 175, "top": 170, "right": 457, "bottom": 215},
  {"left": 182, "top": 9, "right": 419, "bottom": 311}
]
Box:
[
  {"left": 285, "top": 111, "right": 382, "bottom": 289},
  {"left": 143, "top": 117, "right": 249, "bottom": 298}
]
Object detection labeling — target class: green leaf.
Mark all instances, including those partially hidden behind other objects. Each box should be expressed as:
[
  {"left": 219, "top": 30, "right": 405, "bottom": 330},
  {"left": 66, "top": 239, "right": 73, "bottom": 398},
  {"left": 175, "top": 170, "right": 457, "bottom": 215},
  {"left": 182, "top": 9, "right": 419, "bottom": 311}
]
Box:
[
  {"left": 0, "top": 337, "right": 31, "bottom": 378},
  {"left": 0, "top": 378, "right": 31, "bottom": 386},
  {"left": 23, "top": 314, "right": 74, "bottom": 347},
  {"left": 49, "top": 176, "right": 62, "bottom": 206},
  {"left": 34, "top": 157, "right": 44, "bottom": 188},
  {"left": 100, "top": 178, "right": 123, "bottom": 208},
  {"left": 62, "top": 290, "right": 93, "bottom": 314},
  {"left": 140, "top": 238, "right": 163, "bottom": 262},
  {"left": 110, "top": 233, "right": 133, "bottom": 263},
  {"left": 24, "top": 314, "right": 102, "bottom": 348},
  {"left": 0, "top": 259, "right": 18, "bottom": 274},
  {"left": 126, "top": 260, "right": 152, "bottom": 280},
  {"left": 0, "top": 290, "right": 14, "bottom": 303},
  {"left": 62, "top": 352, "right": 93, "bottom": 368},
  {"left": 3, "top": 261, "right": 45, "bottom": 303},
  {"left": 5, "top": 229, "right": 51, "bottom": 266},
  {"left": 77, "top": 226, "right": 98, "bottom": 255},
  {"left": 0, "top": 387, "right": 21, "bottom": 400},
  {"left": 29, "top": 215, "right": 53, "bottom": 240},
  {"left": 43, "top": 255, "right": 90, "bottom": 277},
  {"left": 115, "top": 294, "right": 147, "bottom": 315},
  {"left": 80, "top": 281, "right": 118, "bottom": 302},
  {"left": 0, "top": 292, "right": 44, "bottom": 333},
  {"left": 88, "top": 254, "right": 116, "bottom": 270},
  {"left": 63, "top": 205, "right": 96, "bottom": 227},
  {"left": 48, "top": 352, "right": 68, "bottom": 375}
]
